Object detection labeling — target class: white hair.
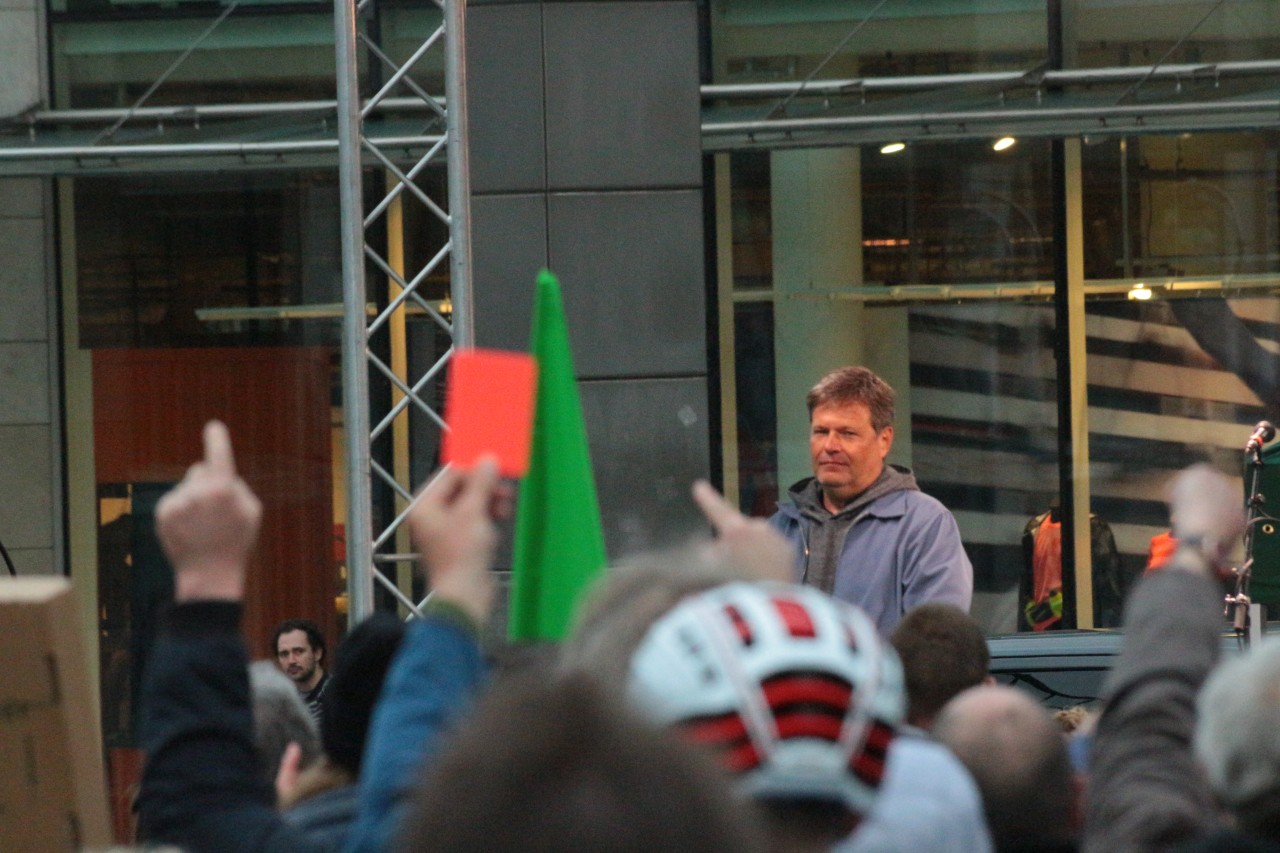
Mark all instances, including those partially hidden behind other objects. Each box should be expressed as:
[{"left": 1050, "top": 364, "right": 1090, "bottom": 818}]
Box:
[
  {"left": 249, "top": 660, "right": 320, "bottom": 786},
  {"left": 1195, "top": 640, "right": 1280, "bottom": 823}
]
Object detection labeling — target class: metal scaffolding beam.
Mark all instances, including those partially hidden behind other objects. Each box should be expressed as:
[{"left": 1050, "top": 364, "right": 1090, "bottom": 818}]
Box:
[{"left": 334, "top": 0, "right": 470, "bottom": 623}]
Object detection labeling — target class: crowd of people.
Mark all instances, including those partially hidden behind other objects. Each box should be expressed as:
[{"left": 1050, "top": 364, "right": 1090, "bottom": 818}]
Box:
[{"left": 127, "top": 365, "right": 1280, "bottom": 853}]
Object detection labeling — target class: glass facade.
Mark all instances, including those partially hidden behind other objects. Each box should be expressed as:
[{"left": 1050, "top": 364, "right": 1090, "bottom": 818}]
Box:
[
  {"left": 710, "top": 1, "right": 1048, "bottom": 83},
  {"left": 41, "top": 0, "right": 453, "bottom": 771},
  {"left": 722, "top": 141, "right": 1064, "bottom": 632},
  {"left": 1071, "top": 0, "right": 1280, "bottom": 68},
  {"left": 47, "top": 2, "right": 443, "bottom": 109},
  {"left": 69, "top": 163, "right": 457, "bottom": 748},
  {"left": 26, "top": 0, "right": 1280, "bottom": 815},
  {"left": 709, "top": 2, "right": 1280, "bottom": 634}
]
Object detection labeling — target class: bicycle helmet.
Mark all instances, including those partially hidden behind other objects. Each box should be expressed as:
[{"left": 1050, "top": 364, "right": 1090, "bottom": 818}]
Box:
[{"left": 627, "top": 581, "right": 904, "bottom": 816}]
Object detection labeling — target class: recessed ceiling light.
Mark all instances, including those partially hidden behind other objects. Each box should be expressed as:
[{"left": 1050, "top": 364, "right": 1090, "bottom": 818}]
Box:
[
  {"left": 880, "top": 142, "right": 906, "bottom": 154},
  {"left": 993, "top": 136, "right": 1017, "bottom": 152}
]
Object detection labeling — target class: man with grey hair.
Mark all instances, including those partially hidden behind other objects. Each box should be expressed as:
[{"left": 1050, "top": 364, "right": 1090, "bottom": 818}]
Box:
[
  {"left": 1192, "top": 640, "right": 1280, "bottom": 847},
  {"left": 769, "top": 365, "right": 972, "bottom": 635},
  {"left": 248, "top": 660, "right": 321, "bottom": 795}
]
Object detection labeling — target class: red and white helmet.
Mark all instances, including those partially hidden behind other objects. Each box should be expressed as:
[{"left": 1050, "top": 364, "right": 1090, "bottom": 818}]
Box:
[{"left": 627, "top": 581, "right": 903, "bottom": 815}]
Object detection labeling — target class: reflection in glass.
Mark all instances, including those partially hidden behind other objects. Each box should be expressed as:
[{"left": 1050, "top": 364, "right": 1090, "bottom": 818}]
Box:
[
  {"left": 1081, "top": 130, "right": 1280, "bottom": 617},
  {"left": 48, "top": 4, "right": 444, "bottom": 109},
  {"left": 726, "top": 140, "right": 1061, "bottom": 634},
  {"left": 1072, "top": 0, "right": 1280, "bottom": 69},
  {"left": 710, "top": 1, "right": 1047, "bottom": 85},
  {"left": 75, "top": 172, "right": 342, "bottom": 348}
]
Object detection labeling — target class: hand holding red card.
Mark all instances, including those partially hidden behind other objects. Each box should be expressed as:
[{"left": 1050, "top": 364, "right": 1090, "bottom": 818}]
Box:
[{"left": 442, "top": 348, "right": 538, "bottom": 478}]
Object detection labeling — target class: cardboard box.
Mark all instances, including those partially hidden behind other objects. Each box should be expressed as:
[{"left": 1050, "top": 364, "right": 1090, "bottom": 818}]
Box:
[{"left": 0, "top": 578, "right": 110, "bottom": 851}]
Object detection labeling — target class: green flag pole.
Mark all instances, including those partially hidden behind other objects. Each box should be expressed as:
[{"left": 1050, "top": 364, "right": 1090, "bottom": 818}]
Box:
[{"left": 508, "top": 270, "right": 608, "bottom": 641}]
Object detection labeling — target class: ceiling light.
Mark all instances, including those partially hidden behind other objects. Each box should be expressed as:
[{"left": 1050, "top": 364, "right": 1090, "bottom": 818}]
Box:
[
  {"left": 880, "top": 141, "right": 906, "bottom": 154},
  {"left": 1127, "top": 283, "right": 1153, "bottom": 301},
  {"left": 992, "top": 136, "right": 1017, "bottom": 152}
]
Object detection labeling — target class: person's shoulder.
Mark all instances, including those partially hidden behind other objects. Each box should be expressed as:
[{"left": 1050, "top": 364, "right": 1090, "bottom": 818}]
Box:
[
  {"left": 285, "top": 784, "right": 357, "bottom": 828},
  {"left": 769, "top": 502, "right": 797, "bottom": 520},
  {"left": 870, "top": 487, "right": 945, "bottom": 514},
  {"left": 284, "top": 784, "right": 358, "bottom": 851},
  {"left": 897, "top": 488, "right": 958, "bottom": 518},
  {"left": 887, "top": 733, "right": 972, "bottom": 782},
  {"left": 770, "top": 481, "right": 811, "bottom": 522}
]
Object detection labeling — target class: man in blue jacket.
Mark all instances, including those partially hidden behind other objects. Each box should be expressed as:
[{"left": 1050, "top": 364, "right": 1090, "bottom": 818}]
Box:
[{"left": 770, "top": 366, "right": 972, "bottom": 635}]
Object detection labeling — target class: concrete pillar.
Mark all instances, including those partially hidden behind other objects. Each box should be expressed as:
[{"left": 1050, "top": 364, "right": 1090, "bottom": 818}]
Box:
[
  {"left": 0, "top": 0, "right": 42, "bottom": 120},
  {"left": 770, "top": 147, "right": 914, "bottom": 489},
  {"left": 0, "top": 0, "right": 60, "bottom": 581},
  {"left": 0, "top": 178, "right": 60, "bottom": 579}
]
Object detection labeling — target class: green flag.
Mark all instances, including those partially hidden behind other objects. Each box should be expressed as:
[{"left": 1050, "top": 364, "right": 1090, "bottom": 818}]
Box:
[{"left": 508, "top": 270, "right": 608, "bottom": 641}]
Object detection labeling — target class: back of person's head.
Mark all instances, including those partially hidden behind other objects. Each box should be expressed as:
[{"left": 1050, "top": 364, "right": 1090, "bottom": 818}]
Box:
[
  {"left": 321, "top": 611, "right": 406, "bottom": 776},
  {"left": 395, "top": 669, "right": 767, "bottom": 853},
  {"left": 248, "top": 660, "right": 321, "bottom": 788},
  {"left": 627, "top": 581, "right": 904, "bottom": 848},
  {"left": 890, "top": 602, "right": 990, "bottom": 730},
  {"left": 1196, "top": 640, "right": 1280, "bottom": 837},
  {"left": 934, "top": 685, "right": 1077, "bottom": 852},
  {"left": 561, "top": 546, "right": 749, "bottom": 689},
  {"left": 273, "top": 618, "right": 327, "bottom": 660},
  {"left": 806, "top": 366, "right": 895, "bottom": 430}
]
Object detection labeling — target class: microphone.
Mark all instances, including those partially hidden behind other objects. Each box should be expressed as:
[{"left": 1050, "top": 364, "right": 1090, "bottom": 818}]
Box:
[{"left": 1245, "top": 421, "right": 1276, "bottom": 454}]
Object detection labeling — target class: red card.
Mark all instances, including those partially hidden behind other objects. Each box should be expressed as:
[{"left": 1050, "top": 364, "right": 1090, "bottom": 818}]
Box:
[{"left": 442, "top": 348, "right": 538, "bottom": 477}]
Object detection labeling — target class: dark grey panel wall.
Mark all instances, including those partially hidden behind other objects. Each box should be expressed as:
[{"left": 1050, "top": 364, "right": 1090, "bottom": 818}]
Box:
[
  {"left": 465, "top": 0, "right": 711, "bottom": 560},
  {"left": 467, "top": 4, "right": 545, "bottom": 194},
  {"left": 543, "top": 3, "right": 702, "bottom": 191},
  {"left": 579, "top": 376, "right": 711, "bottom": 557},
  {"left": 547, "top": 190, "right": 704, "bottom": 377},
  {"left": 472, "top": 192, "right": 548, "bottom": 351}
]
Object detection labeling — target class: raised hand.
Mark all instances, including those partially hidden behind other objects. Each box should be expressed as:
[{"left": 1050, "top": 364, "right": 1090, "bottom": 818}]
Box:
[
  {"left": 691, "top": 479, "right": 793, "bottom": 583},
  {"left": 1168, "top": 463, "right": 1245, "bottom": 574},
  {"left": 410, "top": 459, "right": 503, "bottom": 627},
  {"left": 155, "top": 420, "right": 263, "bottom": 601}
]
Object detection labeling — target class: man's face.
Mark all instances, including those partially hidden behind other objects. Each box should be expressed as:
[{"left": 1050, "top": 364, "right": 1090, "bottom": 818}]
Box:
[
  {"left": 276, "top": 629, "right": 321, "bottom": 687},
  {"left": 809, "top": 400, "right": 893, "bottom": 511}
]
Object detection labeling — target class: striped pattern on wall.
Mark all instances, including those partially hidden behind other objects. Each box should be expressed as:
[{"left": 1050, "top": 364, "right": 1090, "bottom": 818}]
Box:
[{"left": 906, "top": 297, "right": 1272, "bottom": 621}]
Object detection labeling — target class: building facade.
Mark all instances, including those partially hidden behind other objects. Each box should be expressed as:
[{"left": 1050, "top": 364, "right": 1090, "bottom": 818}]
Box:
[{"left": 3, "top": 0, "right": 1280, "bottom": 832}]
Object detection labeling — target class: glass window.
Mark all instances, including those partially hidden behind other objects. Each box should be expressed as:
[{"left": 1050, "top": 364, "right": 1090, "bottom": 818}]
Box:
[
  {"left": 47, "top": 2, "right": 443, "bottom": 109},
  {"left": 76, "top": 172, "right": 341, "bottom": 348},
  {"left": 1071, "top": 0, "right": 1280, "bottom": 68},
  {"left": 1080, "top": 130, "right": 1280, "bottom": 622},
  {"left": 721, "top": 128, "right": 1280, "bottom": 635},
  {"left": 77, "top": 165, "right": 451, "bottom": 755},
  {"left": 75, "top": 171, "right": 345, "bottom": 756},
  {"left": 722, "top": 140, "right": 1060, "bottom": 635},
  {"left": 710, "top": 0, "right": 1049, "bottom": 85}
]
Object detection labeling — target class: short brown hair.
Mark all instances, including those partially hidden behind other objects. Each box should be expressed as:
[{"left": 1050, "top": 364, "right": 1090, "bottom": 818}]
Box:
[
  {"left": 890, "top": 603, "right": 989, "bottom": 730},
  {"left": 806, "top": 367, "right": 895, "bottom": 432}
]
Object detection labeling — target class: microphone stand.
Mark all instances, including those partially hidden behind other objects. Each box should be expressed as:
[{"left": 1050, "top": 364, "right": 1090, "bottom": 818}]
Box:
[{"left": 1227, "top": 445, "right": 1268, "bottom": 645}]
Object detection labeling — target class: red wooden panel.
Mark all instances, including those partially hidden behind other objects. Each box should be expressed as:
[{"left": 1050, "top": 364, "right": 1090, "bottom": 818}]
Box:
[{"left": 93, "top": 347, "right": 337, "bottom": 658}]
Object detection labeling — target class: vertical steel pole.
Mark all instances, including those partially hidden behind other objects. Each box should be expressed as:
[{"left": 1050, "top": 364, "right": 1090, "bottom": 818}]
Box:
[
  {"left": 335, "top": 0, "right": 375, "bottom": 623},
  {"left": 444, "top": 0, "right": 473, "bottom": 348}
]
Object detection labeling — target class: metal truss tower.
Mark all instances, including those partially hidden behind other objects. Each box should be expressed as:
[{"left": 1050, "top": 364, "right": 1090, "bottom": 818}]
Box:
[{"left": 333, "top": 0, "right": 471, "bottom": 622}]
